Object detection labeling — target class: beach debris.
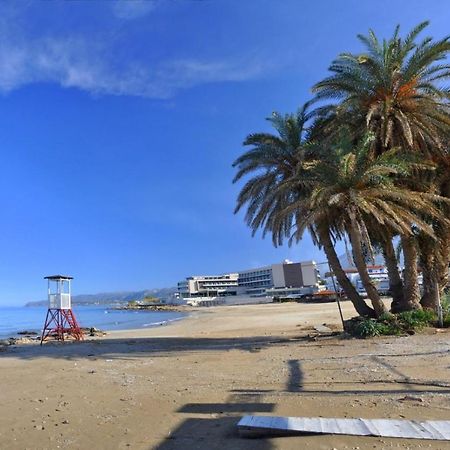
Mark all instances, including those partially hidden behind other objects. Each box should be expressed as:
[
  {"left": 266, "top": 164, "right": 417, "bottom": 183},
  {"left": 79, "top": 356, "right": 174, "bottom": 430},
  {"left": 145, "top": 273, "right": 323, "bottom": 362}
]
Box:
[
  {"left": 398, "top": 395, "right": 423, "bottom": 403},
  {"left": 80, "top": 327, "right": 106, "bottom": 336},
  {"left": 13, "top": 337, "right": 36, "bottom": 344},
  {"left": 313, "top": 324, "right": 333, "bottom": 334},
  {"left": 237, "top": 416, "right": 450, "bottom": 440},
  {"left": 0, "top": 337, "right": 35, "bottom": 345}
]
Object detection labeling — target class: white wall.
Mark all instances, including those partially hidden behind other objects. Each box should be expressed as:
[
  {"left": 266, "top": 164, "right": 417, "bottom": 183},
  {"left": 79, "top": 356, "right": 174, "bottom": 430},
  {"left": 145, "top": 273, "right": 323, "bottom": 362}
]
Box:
[
  {"left": 271, "top": 263, "right": 285, "bottom": 288},
  {"left": 301, "top": 261, "right": 318, "bottom": 286}
]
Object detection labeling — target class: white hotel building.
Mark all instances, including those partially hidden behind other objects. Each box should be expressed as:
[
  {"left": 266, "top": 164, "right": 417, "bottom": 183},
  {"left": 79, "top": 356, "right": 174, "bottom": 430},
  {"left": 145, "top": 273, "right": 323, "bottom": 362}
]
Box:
[{"left": 177, "top": 260, "right": 320, "bottom": 299}]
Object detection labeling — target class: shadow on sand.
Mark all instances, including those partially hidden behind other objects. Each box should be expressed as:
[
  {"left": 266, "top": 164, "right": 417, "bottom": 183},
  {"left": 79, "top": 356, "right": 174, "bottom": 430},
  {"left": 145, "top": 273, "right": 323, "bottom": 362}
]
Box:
[
  {"left": 154, "top": 397, "right": 276, "bottom": 450},
  {"left": 0, "top": 335, "right": 316, "bottom": 361},
  {"left": 3, "top": 335, "right": 450, "bottom": 449}
]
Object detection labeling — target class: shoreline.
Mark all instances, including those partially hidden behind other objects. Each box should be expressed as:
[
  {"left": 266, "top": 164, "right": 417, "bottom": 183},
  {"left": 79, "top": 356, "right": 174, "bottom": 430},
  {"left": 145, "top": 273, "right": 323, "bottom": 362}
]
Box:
[
  {"left": 0, "top": 306, "right": 192, "bottom": 341},
  {"left": 4, "top": 300, "right": 354, "bottom": 342},
  {"left": 101, "top": 301, "right": 348, "bottom": 340}
]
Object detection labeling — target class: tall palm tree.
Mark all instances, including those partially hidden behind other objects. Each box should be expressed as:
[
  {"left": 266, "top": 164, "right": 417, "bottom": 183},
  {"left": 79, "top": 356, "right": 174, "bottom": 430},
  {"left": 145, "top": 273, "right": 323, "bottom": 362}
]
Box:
[
  {"left": 233, "top": 106, "right": 375, "bottom": 317},
  {"left": 311, "top": 22, "right": 450, "bottom": 310},
  {"left": 419, "top": 152, "right": 450, "bottom": 309},
  {"left": 232, "top": 104, "right": 313, "bottom": 245},
  {"left": 312, "top": 21, "right": 449, "bottom": 154},
  {"left": 282, "top": 134, "right": 450, "bottom": 317},
  {"left": 370, "top": 230, "right": 405, "bottom": 312}
]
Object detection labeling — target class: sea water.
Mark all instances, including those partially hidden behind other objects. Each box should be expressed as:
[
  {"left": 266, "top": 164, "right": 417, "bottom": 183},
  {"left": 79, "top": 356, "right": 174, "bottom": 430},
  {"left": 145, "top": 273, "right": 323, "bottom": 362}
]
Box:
[{"left": 0, "top": 306, "right": 187, "bottom": 338}]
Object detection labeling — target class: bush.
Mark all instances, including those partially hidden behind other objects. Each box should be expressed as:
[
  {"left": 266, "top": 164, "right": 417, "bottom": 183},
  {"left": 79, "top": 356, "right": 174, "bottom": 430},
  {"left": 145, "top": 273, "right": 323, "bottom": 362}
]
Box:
[
  {"left": 442, "top": 293, "right": 450, "bottom": 327},
  {"left": 397, "top": 309, "right": 436, "bottom": 330},
  {"left": 443, "top": 293, "right": 450, "bottom": 306},
  {"left": 346, "top": 308, "right": 437, "bottom": 338},
  {"left": 348, "top": 318, "right": 397, "bottom": 338},
  {"left": 444, "top": 315, "right": 450, "bottom": 327},
  {"left": 354, "top": 319, "right": 381, "bottom": 337}
]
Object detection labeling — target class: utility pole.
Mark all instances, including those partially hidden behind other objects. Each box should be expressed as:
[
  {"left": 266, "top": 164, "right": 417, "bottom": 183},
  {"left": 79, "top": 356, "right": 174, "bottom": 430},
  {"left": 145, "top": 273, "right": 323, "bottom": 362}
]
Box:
[
  {"left": 303, "top": 260, "right": 346, "bottom": 330},
  {"left": 436, "top": 280, "right": 443, "bottom": 328}
]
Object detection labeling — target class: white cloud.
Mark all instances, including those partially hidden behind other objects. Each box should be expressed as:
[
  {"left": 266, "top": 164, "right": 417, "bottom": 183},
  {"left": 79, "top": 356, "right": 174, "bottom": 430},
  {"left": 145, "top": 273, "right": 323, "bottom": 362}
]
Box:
[
  {"left": 112, "top": 0, "right": 158, "bottom": 20},
  {"left": 0, "top": 2, "right": 274, "bottom": 98},
  {"left": 0, "top": 35, "right": 271, "bottom": 98},
  {"left": 159, "top": 59, "right": 269, "bottom": 86}
]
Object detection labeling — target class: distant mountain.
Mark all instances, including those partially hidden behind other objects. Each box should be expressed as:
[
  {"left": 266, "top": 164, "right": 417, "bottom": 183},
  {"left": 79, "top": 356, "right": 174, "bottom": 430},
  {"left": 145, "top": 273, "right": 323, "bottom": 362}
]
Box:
[{"left": 25, "top": 287, "right": 178, "bottom": 307}]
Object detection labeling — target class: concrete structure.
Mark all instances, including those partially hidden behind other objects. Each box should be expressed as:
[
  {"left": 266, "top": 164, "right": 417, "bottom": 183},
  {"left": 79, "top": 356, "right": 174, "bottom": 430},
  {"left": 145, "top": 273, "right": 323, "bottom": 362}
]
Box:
[
  {"left": 324, "top": 265, "right": 390, "bottom": 296},
  {"left": 177, "top": 273, "right": 239, "bottom": 298},
  {"left": 177, "top": 260, "right": 320, "bottom": 299}
]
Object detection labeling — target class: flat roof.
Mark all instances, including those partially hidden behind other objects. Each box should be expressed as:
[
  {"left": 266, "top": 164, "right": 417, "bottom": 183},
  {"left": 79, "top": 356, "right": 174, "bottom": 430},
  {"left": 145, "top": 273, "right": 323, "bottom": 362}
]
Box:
[{"left": 44, "top": 275, "right": 73, "bottom": 280}]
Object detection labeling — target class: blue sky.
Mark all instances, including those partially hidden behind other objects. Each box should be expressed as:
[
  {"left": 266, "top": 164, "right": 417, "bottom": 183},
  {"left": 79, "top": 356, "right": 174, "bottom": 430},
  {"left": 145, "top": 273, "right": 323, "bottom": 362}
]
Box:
[{"left": 0, "top": 0, "right": 448, "bottom": 305}]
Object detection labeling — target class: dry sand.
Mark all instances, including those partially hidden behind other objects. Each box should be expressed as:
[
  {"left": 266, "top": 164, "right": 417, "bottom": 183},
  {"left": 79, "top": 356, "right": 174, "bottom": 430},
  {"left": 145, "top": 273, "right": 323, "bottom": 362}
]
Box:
[{"left": 1, "top": 301, "right": 449, "bottom": 450}]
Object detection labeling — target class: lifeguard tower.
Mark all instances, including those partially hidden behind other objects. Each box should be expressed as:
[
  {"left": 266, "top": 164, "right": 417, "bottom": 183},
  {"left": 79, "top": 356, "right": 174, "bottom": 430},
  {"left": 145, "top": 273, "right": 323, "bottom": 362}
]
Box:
[{"left": 40, "top": 275, "right": 83, "bottom": 344}]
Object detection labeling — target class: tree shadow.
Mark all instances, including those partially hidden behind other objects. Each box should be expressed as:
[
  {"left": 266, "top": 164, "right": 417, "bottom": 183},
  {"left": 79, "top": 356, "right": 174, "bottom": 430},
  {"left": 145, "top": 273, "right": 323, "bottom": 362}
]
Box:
[
  {"left": 231, "top": 384, "right": 450, "bottom": 396},
  {"left": 286, "top": 359, "right": 304, "bottom": 392},
  {"left": 370, "top": 355, "right": 413, "bottom": 385},
  {"left": 153, "top": 417, "right": 274, "bottom": 450},
  {"left": 178, "top": 403, "right": 275, "bottom": 414},
  {"left": 155, "top": 399, "right": 275, "bottom": 450},
  {"left": 0, "top": 335, "right": 310, "bottom": 361}
]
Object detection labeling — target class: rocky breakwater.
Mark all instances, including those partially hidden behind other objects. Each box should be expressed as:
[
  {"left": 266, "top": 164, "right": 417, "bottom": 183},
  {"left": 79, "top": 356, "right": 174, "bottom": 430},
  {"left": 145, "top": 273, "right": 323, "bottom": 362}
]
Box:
[
  {"left": 0, "top": 327, "right": 107, "bottom": 350},
  {"left": 0, "top": 336, "right": 37, "bottom": 349},
  {"left": 113, "top": 304, "right": 186, "bottom": 312}
]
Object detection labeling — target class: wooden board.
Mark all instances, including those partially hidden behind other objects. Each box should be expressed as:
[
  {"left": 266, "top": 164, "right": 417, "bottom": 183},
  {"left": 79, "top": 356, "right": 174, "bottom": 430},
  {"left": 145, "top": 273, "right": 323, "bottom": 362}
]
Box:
[{"left": 238, "top": 416, "right": 450, "bottom": 440}]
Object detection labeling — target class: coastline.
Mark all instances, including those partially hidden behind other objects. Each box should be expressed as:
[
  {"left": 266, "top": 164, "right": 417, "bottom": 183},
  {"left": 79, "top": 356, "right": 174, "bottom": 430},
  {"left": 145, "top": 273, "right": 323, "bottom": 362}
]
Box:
[
  {"left": 101, "top": 301, "right": 347, "bottom": 340},
  {"left": 1, "top": 302, "right": 449, "bottom": 450},
  {"left": 0, "top": 305, "right": 191, "bottom": 340}
]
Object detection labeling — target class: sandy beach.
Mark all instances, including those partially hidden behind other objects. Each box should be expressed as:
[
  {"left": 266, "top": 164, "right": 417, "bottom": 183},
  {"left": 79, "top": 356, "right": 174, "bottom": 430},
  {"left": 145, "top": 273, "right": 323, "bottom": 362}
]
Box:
[{"left": 1, "top": 301, "right": 449, "bottom": 449}]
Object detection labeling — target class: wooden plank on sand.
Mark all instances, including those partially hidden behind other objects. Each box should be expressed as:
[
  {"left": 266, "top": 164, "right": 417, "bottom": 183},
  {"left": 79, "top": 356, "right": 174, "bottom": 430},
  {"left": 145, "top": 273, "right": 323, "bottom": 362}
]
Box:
[{"left": 237, "top": 416, "right": 450, "bottom": 440}]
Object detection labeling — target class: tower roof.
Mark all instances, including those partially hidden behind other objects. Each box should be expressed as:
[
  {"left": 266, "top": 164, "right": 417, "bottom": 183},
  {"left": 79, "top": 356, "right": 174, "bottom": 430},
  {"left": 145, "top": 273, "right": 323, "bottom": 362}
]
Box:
[{"left": 44, "top": 275, "right": 73, "bottom": 280}]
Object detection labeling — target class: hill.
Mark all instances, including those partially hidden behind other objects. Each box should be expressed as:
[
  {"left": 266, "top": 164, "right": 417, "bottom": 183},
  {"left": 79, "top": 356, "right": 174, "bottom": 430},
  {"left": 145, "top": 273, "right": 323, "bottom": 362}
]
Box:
[{"left": 25, "top": 287, "right": 178, "bottom": 307}]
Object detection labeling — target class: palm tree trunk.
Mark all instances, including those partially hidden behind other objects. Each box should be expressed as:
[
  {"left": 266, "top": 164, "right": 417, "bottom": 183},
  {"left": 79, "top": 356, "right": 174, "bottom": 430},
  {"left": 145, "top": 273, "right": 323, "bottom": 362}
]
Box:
[
  {"left": 400, "top": 235, "right": 422, "bottom": 311},
  {"left": 317, "top": 225, "right": 375, "bottom": 318},
  {"left": 436, "top": 221, "right": 450, "bottom": 297},
  {"left": 418, "top": 234, "right": 438, "bottom": 310},
  {"left": 420, "top": 227, "right": 450, "bottom": 310},
  {"left": 348, "top": 222, "right": 388, "bottom": 317},
  {"left": 381, "top": 237, "right": 404, "bottom": 313},
  {"left": 421, "top": 266, "right": 439, "bottom": 309}
]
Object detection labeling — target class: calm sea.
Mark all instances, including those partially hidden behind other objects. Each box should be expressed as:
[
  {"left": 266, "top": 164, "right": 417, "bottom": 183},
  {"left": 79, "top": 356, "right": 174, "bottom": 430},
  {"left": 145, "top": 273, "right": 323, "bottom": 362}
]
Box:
[{"left": 0, "top": 306, "right": 187, "bottom": 338}]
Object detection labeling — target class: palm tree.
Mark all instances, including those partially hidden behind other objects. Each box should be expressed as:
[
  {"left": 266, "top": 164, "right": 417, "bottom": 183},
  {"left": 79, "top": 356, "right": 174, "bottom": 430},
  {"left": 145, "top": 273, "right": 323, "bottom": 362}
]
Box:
[
  {"left": 419, "top": 152, "right": 450, "bottom": 309},
  {"left": 370, "top": 230, "right": 405, "bottom": 312},
  {"left": 311, "top": 22, "right": 450, "bottom": 310},
  {"left": 312, "top": 21, "right": 449, "bottom": 154},
  {"left": 232, "top": 104, "right": 313, "bottom": 245},
  {"left": 233, "top": 106, "right": 375, "bottom": 317},
  {"left": 282, "top": 134, "right": 450, "bottom": 317}
]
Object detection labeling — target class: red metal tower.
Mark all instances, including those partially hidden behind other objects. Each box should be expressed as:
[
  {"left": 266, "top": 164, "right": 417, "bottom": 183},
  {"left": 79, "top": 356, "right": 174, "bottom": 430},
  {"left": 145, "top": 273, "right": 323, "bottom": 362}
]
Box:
[{"left": 40, "top": 275, "right": 83, "bottom": 345}]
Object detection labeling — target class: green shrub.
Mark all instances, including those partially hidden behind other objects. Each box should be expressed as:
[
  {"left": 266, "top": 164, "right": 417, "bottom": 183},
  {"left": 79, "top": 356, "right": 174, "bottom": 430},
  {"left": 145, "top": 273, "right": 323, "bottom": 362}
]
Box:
[
  {"left": 381, "top": 322, "right": 403, "bottom": 335},
  {"left": 378, "top": 312, "right": 396, "bottom": 323},
  {"left": 353, "top": 319, "right": 385, "bottom": 338},
  {"left": 397, "top": 309, "right": 436, "bottom": 330},
  {"left": 442, "top": 292, "right": 450, "bottom": 312},
  {"left": 346, "top": 308, "right": 438, "bottom": 338}
]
